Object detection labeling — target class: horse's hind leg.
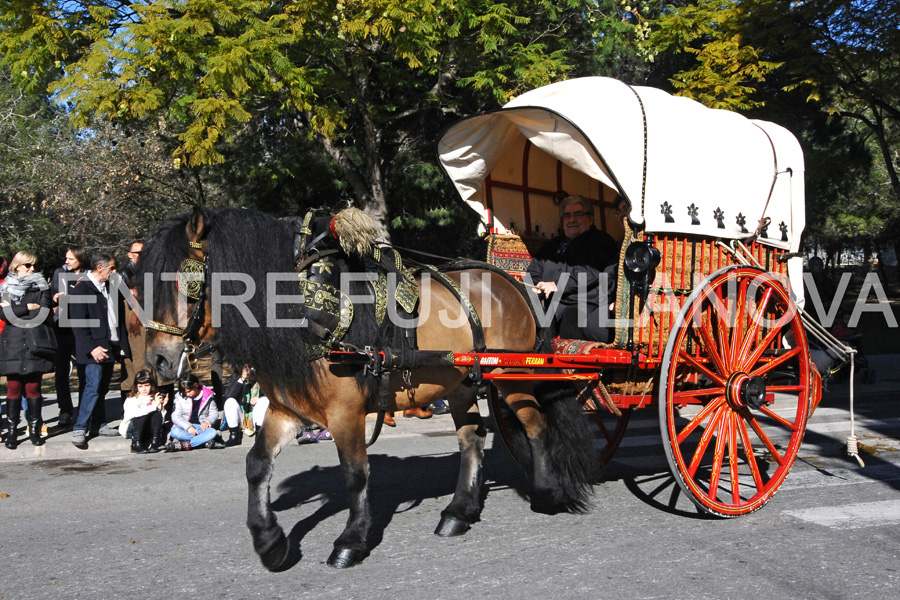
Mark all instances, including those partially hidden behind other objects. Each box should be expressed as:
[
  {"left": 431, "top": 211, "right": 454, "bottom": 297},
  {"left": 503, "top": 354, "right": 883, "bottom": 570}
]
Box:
[
  {"left": 246, "top": 408, "right": 302, "bottom": 571},
  {"left": 497, "top": 380, "right": 595, "bottom": 513},
  {"left": 435, "top": 385, "right": 486, "bottom": 537}
]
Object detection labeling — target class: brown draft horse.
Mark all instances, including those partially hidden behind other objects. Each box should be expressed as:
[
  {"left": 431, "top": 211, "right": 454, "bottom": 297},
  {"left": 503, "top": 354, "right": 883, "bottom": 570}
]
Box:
[{"left": 138, "top": 207, "right": 595, "bottom": 569}]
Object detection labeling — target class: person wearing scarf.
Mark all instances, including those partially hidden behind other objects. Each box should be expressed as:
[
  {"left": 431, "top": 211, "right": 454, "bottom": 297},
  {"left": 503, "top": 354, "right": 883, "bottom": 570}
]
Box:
[{"left": 0, "top": 251, "right": 55, "bottom": 449}]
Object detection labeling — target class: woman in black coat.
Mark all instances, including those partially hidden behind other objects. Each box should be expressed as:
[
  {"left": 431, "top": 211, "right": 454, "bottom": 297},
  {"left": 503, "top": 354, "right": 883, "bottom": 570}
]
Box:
[{"left": 0, "top": 251, "right": 55, "bottom": 449}]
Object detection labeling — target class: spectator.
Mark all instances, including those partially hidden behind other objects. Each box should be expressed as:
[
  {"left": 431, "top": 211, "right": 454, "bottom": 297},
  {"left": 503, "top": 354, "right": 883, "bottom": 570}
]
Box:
[
  {"left": 805, "top": 256, "right": 837, "bottom": 320},
  {"left": 50, "top": 246, "right": 89, "bottom": 428},
  {"left": 118, "top": 241, "right": 147, "bottom": 402},
  {"left": 167, "top": 373, "right": 225, "bottom": 451},
  {"left": 296, "top": 425, "right": 333, "bottom": 444},
  {"left": 1, "top": 251, "right": 56, "bottom": 449},
  {"left": 526, "top": 194, "right": 619, "bottom": 342},
  {"left": 118, "top": 241, "right": 143, "bottom": 289},
  {"left": 615, "top": 196, "right": 631, "bottom": 221},
  {"left": 221, "top": 364, "right": 270, "bottom": 447},
  {"left": 120, "top": 369, "right": 168, "bottom": 453},
  {"left": 0, "top": 255, "right": 7, "bottom": 338},
  {"left": 66, "top": 253, "right": 131, "bottom": 449}
]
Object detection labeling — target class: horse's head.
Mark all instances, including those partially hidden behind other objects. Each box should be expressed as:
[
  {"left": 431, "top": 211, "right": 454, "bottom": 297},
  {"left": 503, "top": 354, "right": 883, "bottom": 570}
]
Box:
[{"left": 139, "top": 207, "right": 216, "bottom": 381}]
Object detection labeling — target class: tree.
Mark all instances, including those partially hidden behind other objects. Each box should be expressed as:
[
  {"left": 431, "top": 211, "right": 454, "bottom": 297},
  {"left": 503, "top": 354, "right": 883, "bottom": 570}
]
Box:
[
  {"left": 649, "top": 0, "right": 900, "bottom": 258},
  {"left": 1, "top": 0, "right": 606, "bottom": 238},
  {"left": 1, "top": 66, "right": 207, "bottom": 266}
]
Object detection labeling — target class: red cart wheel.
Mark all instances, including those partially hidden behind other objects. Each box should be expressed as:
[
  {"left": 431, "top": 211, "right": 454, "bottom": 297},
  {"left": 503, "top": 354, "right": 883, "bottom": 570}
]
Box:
[
  {"left": 659, "top": 266, "right": 810, "bottom": 516},
  {"left": 488, "top": 384, "right": 630, "bottom": 471}
]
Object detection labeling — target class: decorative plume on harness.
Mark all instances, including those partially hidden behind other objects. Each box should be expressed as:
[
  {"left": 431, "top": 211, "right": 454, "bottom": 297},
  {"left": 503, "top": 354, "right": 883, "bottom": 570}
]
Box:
[{"left": 331, "top": 207, "right": 380, "bottom": 257}]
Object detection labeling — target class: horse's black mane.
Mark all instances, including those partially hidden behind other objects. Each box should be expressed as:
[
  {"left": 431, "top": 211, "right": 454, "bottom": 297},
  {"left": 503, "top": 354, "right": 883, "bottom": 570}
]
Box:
[{"left": 139, "top": 208, "right": 381, "bottom": 399}]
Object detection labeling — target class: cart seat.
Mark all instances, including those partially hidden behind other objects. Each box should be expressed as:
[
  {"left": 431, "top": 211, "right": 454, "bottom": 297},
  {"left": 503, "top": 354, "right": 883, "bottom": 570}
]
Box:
[{"left": 485, "top": 233, "right": 533, "bottom": 281}]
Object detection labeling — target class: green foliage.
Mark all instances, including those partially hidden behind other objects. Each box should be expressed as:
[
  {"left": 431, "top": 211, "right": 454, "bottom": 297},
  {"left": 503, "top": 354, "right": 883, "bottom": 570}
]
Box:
[
  {"left": 0, "top": 0, "right": 614, "bottom": 242},
  {"left": 648, "top": 0, "right": 900, "bottom": 258},
  {"left": 650, "top": 0, "right": 781, "bottom": 109}
]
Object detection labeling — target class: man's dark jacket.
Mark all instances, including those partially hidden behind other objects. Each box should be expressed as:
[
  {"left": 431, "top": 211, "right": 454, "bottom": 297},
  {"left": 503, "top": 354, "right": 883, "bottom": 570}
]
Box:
[
  {"left": 67, "top": 275, "right": 132, "bottom": 365},
  {"left": 526, "top": 226, "right": 618, "bottom": 305}
]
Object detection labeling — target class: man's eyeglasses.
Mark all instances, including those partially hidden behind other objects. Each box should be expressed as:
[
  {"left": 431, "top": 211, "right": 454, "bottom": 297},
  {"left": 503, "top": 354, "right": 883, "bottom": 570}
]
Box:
[{"left": 562, "top": 211, "right": 589, "bottom": 220}]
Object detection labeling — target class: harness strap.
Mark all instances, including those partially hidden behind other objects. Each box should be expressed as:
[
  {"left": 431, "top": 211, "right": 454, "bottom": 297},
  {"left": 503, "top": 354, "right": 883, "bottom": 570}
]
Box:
[{"left": 365, "top": 343, "right": 395, "bottom": 447}]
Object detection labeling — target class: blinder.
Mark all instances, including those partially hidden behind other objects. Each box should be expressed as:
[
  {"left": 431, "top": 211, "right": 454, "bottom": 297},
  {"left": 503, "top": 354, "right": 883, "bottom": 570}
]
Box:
[{"left": 147, "top": 240, "right": 219, "bottom": 376}]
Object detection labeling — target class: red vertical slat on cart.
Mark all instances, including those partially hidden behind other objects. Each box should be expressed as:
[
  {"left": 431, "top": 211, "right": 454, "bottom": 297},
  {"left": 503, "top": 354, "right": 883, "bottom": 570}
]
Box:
[
  {"left": 680, "top": 237, "right": 687, "bottom": 339},
  {"left": 657, "top": 236, "right": 664, "bottom": 360}
]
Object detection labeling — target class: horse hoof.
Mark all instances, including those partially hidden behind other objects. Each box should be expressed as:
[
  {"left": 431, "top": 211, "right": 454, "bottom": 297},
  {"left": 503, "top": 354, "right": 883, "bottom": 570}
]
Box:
[
  {"left": 434, "top": 514, "right": 470, "bottom": 537},
  {"left": 530, "top": 489, "right": 567, "bottom": 515},
  {"left": 258, "top": 530, "right": 290, "bottom": 571},
  {"left": 327, "top": 546, "right": 367, "bottom": 568}
]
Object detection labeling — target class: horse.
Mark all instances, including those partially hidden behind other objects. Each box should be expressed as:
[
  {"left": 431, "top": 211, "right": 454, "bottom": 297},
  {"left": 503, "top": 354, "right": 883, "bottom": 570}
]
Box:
[{"left": 137, "top": 206, "right": 596, "bottom": 569}]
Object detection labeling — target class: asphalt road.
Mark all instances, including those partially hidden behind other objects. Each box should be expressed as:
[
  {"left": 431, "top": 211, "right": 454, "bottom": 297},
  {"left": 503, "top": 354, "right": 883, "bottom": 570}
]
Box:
[{"left": 1, "top": 375, "right": 899, "bottom": 600}]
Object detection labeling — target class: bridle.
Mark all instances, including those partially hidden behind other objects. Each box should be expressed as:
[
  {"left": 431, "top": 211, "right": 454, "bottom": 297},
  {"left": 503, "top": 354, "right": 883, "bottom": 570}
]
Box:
[{"left": 146, "top": 240, "right": 219, "bottom": 377}]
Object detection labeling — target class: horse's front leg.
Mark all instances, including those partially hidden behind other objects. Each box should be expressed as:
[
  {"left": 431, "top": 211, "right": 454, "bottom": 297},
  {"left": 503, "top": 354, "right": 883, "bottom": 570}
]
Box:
[
  {"left": 435, "top": 385, "right": 485, "bottom": 537},
  {"left": 324, "top": 407, "right": 371, "bottom": 568},
  {"left": 246, "top": 408, "right": 302, "bottom": 571}
]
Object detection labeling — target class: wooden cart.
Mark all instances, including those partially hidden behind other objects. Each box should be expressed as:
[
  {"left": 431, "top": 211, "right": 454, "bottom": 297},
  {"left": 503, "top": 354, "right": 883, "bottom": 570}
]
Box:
[{"left": 434, "top": 77, "right": 823, "bottom": 517}]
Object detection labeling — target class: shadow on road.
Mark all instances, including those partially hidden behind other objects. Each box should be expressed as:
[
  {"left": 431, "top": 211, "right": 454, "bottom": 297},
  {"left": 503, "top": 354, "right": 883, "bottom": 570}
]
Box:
[{"left": 268, "top": 438, "right": 533, "bottom": 568}]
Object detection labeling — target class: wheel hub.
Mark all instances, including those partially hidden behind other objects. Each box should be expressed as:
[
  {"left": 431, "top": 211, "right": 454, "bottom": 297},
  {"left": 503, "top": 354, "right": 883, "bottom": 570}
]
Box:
[{"left": 726, "top": 373, "right": 767, "bottom": 409}]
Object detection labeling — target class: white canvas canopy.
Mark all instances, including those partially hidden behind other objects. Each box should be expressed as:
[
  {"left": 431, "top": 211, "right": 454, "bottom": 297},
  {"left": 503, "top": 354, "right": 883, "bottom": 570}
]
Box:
[{"left": 437, "top": 77, "right": 805, "bottom": 253}]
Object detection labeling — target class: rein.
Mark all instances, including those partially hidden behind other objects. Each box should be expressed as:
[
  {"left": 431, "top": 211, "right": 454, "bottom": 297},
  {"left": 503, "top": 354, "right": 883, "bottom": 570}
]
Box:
[{"left": 146, "top": 240, "right": 220, "bottom": 377}]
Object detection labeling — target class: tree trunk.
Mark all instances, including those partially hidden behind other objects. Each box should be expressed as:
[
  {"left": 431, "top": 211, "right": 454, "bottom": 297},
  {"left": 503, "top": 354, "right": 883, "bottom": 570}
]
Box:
[{"left": 312, "top": 131, "right": 392, "bottom": 242}]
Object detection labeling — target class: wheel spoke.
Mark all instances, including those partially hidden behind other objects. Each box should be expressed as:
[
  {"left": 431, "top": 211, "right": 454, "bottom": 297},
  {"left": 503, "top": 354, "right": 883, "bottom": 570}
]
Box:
[
  {"left": 687, "top": 405, "right": 726, "bottom": 477},
  {"left": 676, "top": 396, "right": 725, "bottom": 444},
  {"left": 757, "top": 405, "right": 802, "bottom": 431},
  {"left": 736, "top": 414, "right": 765, "bottom": 491},
  {"left": 746, "top": 415, "right": 785, "bottom": 465},
  {"left": 728, "top": 412, "right": 741, "bottom": 505},
  {"left": 695, "top": 317, "right": 729, "bottom": 377},
  {"left": 729, "top": 279, "right": 749, "bottom": 369},
  {"left": 595, "top": 417, "right": 611, "bottom": 439},
  {"left": 677, "top": 350, "right": 726, "bottom": 386},
  {"left": 672, "top": 387, "right": 725, "bottom": 400},
  {"left": 749, "top": 346, "right": 802, "bottom": 378},
  {"left": 742, "top": 325, "right": 786, "bottom": 371},
  {"left": 737, "top": 287, "right": 773, "bottom": 371},
  {"left": 766, "top": 385, "right": 806, "bottom": 393},
  {"left": 715, "top": 299, "right": 732, "bottom": 372},
  {"left": 707, "top": 410, "right": 731, "bottom": 499}
]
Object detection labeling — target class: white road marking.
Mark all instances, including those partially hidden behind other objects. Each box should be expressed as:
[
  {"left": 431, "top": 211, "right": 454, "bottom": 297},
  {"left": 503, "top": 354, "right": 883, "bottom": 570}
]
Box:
[
  {"left": 784, "top": 499, "right": 900, "bottom": 529},
  {"left": 780, "top": 464, "right": 900, "bottom": 490}
]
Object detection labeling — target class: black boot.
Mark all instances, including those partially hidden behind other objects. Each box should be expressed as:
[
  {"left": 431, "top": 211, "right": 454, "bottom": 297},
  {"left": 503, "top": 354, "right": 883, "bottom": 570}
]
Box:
[
  {"left": 26, "top": 397, "right": 45, "bottom": 446},
  {"left": 223, "top": 427, "right": 243, "bottom": 447},
  {"left": 130, "top": 435, "right": 147, "bottom": 454},
  {"left": 147, "top": 427, "right": 163, "bottom": 453},
  {"left": 5, "top": 397, "right": 21, "bottom": 450}
]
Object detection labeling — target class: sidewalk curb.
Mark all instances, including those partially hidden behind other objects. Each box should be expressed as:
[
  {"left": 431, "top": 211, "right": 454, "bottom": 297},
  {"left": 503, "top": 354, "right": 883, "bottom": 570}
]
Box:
[{"left": 1, "top": 395, "right": 462, "bottom": 462}]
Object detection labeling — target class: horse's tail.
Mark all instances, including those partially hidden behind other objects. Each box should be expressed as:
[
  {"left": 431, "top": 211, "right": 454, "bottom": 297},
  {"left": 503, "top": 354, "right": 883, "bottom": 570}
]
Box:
[
  {"left": 533, "top": 379, "right": 597, "bottom": 513},
  {"left": 497, "top": 377, "right": 596, "bottom": 514}
]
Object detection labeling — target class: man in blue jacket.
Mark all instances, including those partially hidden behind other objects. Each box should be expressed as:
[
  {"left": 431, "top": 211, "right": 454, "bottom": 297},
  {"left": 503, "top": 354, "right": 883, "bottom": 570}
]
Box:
[{"left": 64, "top": 253, "right": 132, "bottom": 448}]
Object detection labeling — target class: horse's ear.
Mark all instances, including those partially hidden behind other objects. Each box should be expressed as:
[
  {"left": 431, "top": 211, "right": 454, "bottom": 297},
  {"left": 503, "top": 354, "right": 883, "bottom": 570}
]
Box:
[{"left": 186, "top": 206, "right": 207, "bottom": 243}]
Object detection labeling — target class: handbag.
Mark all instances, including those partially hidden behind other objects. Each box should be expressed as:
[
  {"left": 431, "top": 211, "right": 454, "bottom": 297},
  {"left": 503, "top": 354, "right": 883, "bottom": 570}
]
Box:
[{"left": 27, "top": 322, "right": 58, "bottom": 360}]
